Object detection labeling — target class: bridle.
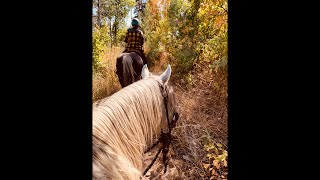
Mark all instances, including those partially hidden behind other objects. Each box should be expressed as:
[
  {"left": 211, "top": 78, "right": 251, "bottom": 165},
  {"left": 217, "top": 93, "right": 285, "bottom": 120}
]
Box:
[
  {"left": 159, "top": 80, "right": 179, "bottom": 133},
  {"left": 142, "top": 80, "right": 179, "bottom": 176}
]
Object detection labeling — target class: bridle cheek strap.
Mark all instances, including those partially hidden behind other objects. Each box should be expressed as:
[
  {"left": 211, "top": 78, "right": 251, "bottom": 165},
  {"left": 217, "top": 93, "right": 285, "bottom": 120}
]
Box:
[{"left": 143, "top": 80, "right": 180, "bottom": 176}]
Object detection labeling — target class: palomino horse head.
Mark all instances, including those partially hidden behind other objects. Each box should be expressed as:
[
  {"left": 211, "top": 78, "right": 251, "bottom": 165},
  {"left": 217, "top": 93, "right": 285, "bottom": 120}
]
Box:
[
  {"left": 141, "top": 64, "right": 179, "bottom": 130},
  {"left": 93, "top": 64, "right": 179, "bottom": 180}
]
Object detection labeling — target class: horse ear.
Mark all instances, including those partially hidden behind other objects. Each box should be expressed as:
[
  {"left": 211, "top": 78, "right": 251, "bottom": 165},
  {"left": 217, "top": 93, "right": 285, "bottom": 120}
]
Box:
[
  {"left": 160, "top": 64, "right": 171, "bottom": 84},
  {"left": 141, "top": 64, "right": 150, "bottom": 79}
]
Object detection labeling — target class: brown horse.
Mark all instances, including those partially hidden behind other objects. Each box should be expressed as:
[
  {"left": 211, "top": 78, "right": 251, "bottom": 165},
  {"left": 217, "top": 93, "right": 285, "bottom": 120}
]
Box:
[{"left": 116, "top": 50, "right": 144, "bottom": 88}]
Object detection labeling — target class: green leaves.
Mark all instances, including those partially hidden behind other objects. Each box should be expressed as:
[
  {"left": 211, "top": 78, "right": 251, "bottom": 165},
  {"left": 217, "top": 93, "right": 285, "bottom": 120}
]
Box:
[{"left": 93, "top": 0, "right": 135, "bottom": 47}]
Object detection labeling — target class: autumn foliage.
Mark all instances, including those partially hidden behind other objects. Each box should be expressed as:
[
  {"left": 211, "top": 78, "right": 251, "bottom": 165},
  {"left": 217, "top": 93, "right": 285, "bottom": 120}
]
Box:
[
  {"left": 92, "top": 0, "right": 228, "bottom": 178},
  {"left": 140, "top": 0, "right": 228, "bottom": 178}
]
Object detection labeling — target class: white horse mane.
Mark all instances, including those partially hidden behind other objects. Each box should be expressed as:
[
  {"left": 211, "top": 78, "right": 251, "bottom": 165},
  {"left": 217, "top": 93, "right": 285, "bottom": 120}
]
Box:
[{"left": 93, "top": 65, "right": 172, "bottom": 180}]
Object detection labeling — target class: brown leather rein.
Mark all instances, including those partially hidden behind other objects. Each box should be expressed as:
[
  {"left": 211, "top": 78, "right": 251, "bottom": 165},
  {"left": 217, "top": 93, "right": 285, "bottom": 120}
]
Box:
[{"left": 142, "top": 80, "right": 179, "bottom": 176}]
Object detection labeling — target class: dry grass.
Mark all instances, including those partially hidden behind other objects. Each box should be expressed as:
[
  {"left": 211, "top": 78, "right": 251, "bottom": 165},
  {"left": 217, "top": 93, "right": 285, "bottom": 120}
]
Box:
[
  {"left": 169, "top": 75, "right": 228, "bottom": 179},
  {"left": 92, "top": 46, "right": 123, "bottom": 103},
  {"left": 142, "top": 54, "right": 228, "bottom": 179}
]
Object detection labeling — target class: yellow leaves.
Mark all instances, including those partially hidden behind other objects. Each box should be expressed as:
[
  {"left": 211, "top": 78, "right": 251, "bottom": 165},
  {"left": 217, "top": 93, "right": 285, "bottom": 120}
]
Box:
[
  {"left": 204, "top": 143, "right": 215, "bottom": 151},
  {"left": 198, "top": 7, "right": 207, "bottom": 17},
  {"left": 210, "top": 168, "right": 216, "bottom": 176},
  {"left": 198, "top": 0, "right": 228, "bottom": 21},
  {"left": 223, "top": 159, "right": 228, "bottom": 167},
  {"left": 197, "top": 1, "right": 227, "bottom": 56},
  {"left": 186, "top": 72, "right": 194, "bottom": 85},
  {"left": 143, "top": 0, "right": 228, "bottom": 80},
  {"left": 203, "top": 141, "right": 228, "bottom": 179},
  {"left": 219, "top": 23, "right": 226, "bottom": 33},
  {"left": 213, "top": 160, "right": 220, "bottom": 169},
  {"left": 219, "top": 150, "right": 228, "bottom": 161},
  {"left": 215, "top": 16, "right": 223, "bottom": 28},
  {"left": 204, "top": 163, "right": 218, "bottom": 178},
  {"left": 203, "top": 163, "right": 211, "bottom": 169}
]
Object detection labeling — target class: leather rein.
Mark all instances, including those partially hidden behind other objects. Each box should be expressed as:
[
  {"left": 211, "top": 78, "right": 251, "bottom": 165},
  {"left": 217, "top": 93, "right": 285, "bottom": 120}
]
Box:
[{"left": 142, "top": 80, "right": 179, "bottom": 176}]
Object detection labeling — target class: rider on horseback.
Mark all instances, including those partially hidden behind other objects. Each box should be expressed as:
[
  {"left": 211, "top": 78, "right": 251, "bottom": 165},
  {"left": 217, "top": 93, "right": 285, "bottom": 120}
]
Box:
[{"left": 123, "top": 18, "right": 148, "bottom": 65}]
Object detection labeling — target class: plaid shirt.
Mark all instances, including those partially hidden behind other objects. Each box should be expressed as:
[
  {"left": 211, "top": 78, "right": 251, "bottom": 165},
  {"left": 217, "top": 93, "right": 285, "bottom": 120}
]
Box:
[{"left": 124, "top": 28, "right": 144, "bottom": 51}]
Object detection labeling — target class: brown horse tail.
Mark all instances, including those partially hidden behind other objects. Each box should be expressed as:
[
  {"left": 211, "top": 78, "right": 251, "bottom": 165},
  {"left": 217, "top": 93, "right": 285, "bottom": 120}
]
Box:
[{"left": 122, "top": 55, "right": 135, "bottom": 87}]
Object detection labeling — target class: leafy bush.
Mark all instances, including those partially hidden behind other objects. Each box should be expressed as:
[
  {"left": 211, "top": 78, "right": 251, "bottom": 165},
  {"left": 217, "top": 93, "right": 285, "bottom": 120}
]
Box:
[
  {"left": 142, "top": 0, "right": 227, "bottom": 82},
  {"left": 203, "top": 141, "right": 228, "bottom": 179},
  {"left": 93, "top": 25, "right": 110, "bottom": 72}
]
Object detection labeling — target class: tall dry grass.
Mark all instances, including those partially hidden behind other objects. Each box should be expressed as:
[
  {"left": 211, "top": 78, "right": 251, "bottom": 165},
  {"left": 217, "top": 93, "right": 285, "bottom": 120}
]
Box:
[
  {"left": 92, "top": 46, "right": 123, "bottom": 102},
  {"left": 144, "top": 54, "right": 228, "bottom": 179}
]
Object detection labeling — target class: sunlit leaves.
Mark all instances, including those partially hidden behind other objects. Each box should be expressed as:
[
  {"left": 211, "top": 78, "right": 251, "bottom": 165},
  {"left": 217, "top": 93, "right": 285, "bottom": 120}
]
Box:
[
  {"left": 197, "top": 0, "right": 228, "bottom": 72},
  {"left": 93, "top": 0, "right": 135, "bottom": 46},
  {"left": 203, "top": 141, "right": 228, "bottom": 179},
  {"left": 203, "top": 163, "right": 211, "bottom": 169},
  {"left": 93, "top": 25, "right": 110, "bottom": 71},
  {"left": 142, "top": 0, "right": 227, "bottom": 92}
]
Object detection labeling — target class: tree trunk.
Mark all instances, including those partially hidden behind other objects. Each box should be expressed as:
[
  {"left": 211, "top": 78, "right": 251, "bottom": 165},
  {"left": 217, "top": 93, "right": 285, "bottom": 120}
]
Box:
[
  {"left": 109, "top": 19, "right": 113, "bottom": 48},
  {"left": 114, "top": 18, "right": 118, "bottom": 45},
  {"left": 97, "top": 0, "right": 101, "bottom": 28}
]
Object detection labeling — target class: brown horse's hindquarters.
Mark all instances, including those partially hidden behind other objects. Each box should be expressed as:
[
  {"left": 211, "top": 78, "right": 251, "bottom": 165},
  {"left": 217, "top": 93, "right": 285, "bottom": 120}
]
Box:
[{"left": 116, "top": 53, "right": 144, "bottom": 88}]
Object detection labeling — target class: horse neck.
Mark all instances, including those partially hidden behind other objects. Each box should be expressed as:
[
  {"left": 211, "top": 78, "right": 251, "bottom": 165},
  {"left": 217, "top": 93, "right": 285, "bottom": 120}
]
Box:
[{"left": 94, "top": 78, "right": 166, "bottom": 166}]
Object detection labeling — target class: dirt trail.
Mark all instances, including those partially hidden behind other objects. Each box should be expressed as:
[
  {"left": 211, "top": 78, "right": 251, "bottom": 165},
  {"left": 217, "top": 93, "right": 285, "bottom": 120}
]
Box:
[{"left": 142, "top": 58, "right": 228, "bottom": 179}]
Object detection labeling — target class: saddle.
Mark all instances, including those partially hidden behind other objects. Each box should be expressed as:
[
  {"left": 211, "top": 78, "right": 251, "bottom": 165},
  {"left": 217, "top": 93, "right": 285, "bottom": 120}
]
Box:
[
  {"left": 123, "top": 49, "right": 142, "bottom": 57},
  {"left": 123, "top": 49, "right": 147, "bottom": 66}
]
